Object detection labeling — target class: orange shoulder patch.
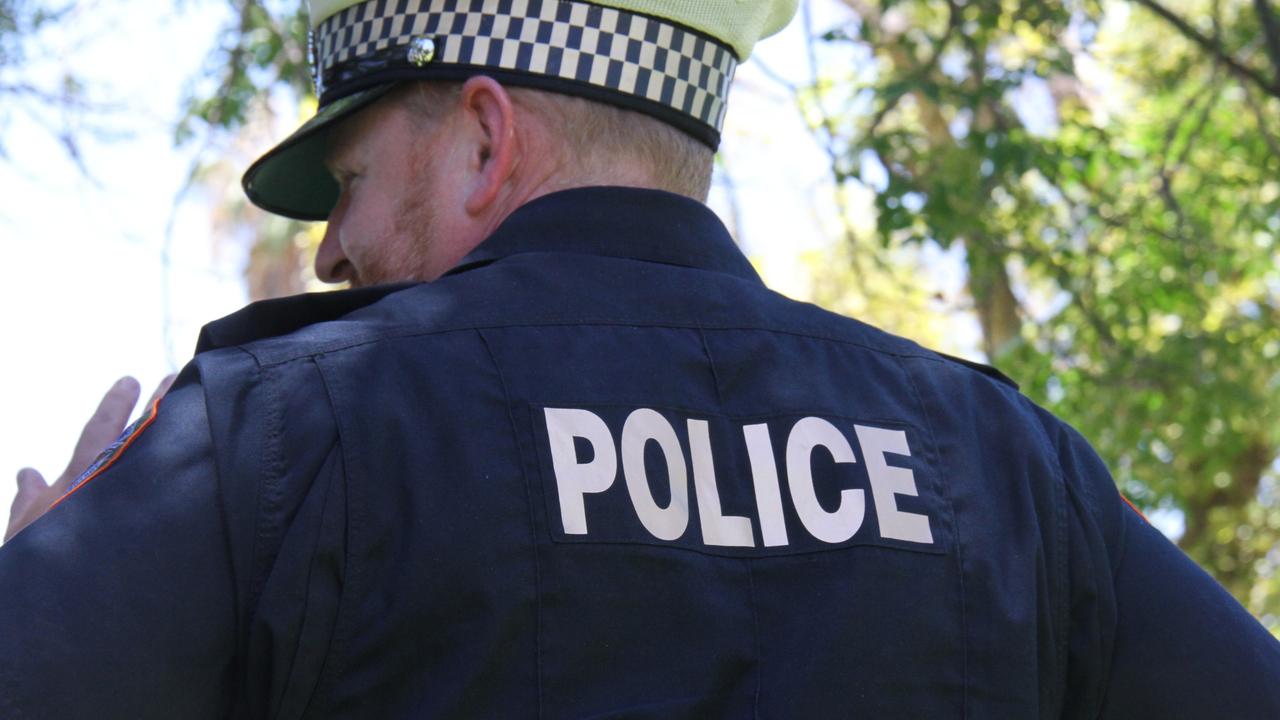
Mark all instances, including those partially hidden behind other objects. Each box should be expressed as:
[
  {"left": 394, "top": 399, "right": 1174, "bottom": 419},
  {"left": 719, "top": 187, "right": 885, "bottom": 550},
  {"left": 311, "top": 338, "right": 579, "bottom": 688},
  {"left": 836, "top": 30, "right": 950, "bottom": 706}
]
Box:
[
  {"left": 49, "top": 396, "right": 163, "bottom": 512},
  {"left": 1119, "top": 493, "right": 1149, "bottom": 523}
]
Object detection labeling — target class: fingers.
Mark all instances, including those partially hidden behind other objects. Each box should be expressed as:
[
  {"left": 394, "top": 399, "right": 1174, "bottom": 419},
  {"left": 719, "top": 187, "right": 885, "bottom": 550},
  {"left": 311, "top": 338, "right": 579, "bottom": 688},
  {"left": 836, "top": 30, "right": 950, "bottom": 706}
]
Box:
[
  {"left": 15, "top": 467, "right": 48, "bottom": 497},
  {"left": 6, "top": 468, "right": 49, "bottom": 543},
  {"left": 57, "top": 376, "right": 142, "bottom": 491},
  {"left": 12, "top": 468, "right": 49, "bottom": 524},
  {"left": 146, "top": 373, "right": 178, "bottom": 409},
  {"left": 5, "top": 374, "right": 166, "bottom": 543}
]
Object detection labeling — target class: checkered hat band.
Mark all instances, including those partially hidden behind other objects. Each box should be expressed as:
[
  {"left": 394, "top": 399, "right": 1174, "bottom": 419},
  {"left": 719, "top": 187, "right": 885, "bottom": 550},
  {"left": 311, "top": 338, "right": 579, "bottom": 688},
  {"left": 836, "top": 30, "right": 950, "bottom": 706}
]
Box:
[{"left": 313, "top": 0, "right": 739, "bottom": 132}]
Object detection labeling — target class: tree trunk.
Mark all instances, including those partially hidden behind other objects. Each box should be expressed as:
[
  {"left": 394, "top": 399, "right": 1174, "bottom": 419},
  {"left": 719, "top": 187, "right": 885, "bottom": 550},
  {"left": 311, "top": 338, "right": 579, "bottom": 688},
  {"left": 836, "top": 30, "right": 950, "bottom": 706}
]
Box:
[
  {"left": 1178, "top": 438, "right": 1274, "bottom": 596},
  {"left": 967, "top": 238, "right": 1022, "bottom": 359}
]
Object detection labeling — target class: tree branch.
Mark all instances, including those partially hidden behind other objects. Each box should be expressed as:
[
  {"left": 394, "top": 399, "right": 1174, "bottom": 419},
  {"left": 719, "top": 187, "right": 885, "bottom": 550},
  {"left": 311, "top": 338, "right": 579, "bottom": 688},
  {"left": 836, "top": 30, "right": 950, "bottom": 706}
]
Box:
[
  {"left": 865, "top": 0, "right": 962, "bottom": 137},
  {"left": 800, "top": 0, "right": 851, "bottom": 192},
  {"left": 1130, "top": 0, "right": 1280, "bottom": 98},
  {"left": 0, "top": 82, "right": 97, "bottom": 110},
  {"left": 1253, "top": 0, "right": 1280, "bottom": 85},
  {"left": 835, "top": 0, "right": 881, "bottom": 26},
  {"left": 748, "top": 57, "right": 801, "bottom": 95},
  {"left": 1157, "top": 70, "right": 1219, "bottom": 238}
]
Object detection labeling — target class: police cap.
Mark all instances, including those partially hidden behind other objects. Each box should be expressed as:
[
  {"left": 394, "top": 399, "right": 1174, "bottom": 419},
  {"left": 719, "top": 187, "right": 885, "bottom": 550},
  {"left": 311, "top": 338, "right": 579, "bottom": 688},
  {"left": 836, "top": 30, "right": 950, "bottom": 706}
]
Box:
[{"left": 242, "top": 0, "right": 799, "bottom": 221}]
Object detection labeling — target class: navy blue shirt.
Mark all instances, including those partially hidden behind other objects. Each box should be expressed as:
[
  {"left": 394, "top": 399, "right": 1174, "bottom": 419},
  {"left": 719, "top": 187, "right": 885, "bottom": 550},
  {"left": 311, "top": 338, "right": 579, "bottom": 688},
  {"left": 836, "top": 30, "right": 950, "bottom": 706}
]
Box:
[{"left": 2, "top": 187, "right": 1278, "bottom": 718}]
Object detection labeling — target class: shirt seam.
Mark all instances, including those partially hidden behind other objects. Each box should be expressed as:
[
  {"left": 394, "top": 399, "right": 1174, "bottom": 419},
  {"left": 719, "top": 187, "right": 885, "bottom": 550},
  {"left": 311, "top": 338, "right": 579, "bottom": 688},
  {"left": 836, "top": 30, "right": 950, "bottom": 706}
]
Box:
[
  {"left": 249, "top": 320, "right": 951, "bottom": 370},
  {"left": 745, "top": 559, "right": 763, "bottom": 719},
  {"left": 477, "top": 329, "right": 545, "bottom": 719},
  {"left": 298, "top": 356, "right": 363, "bottom": 718},
  {"left": 249, "top": 364, "right": 287, "bottom": 619},
  {"left": 901, "top": 356, "right": 969, "bottom": 718},
  {"left": 1094, "top": 495, "right": 1128, "bottom": 716},
  {"left": 1022, "top": 400, "right": 1074, "bottom": 716},
  {"left": 272, "top": 440, "right": 342, "bottom": 720},
  {"left": 696, "top": 326, "right": 726, "bottom": 407}
]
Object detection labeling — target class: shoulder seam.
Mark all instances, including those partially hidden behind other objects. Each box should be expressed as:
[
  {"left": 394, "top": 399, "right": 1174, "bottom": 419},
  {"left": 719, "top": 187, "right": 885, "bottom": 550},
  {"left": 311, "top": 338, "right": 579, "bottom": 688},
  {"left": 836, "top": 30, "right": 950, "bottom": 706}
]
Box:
[
  {"left": 934, "top": 351, "right": 1020, "bottom": 390},
  {"left": 247, "top": 318, "right": 944, "bottom": 368}
]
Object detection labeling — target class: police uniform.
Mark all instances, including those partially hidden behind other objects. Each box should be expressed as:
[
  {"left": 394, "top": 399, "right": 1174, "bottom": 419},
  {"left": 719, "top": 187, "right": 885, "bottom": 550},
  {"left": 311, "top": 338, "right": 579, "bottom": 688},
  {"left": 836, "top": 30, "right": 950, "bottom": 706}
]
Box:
[{"left": 3, "top": 2, "right": 1279, "bottom": 719}]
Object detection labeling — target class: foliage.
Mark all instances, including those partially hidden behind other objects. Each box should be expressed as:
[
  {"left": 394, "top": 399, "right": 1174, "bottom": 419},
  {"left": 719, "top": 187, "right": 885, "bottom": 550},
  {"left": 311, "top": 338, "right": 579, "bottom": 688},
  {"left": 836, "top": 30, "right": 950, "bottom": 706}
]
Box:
[
  {"left": 801, "top": 231, "right": 964, "bottom": 352},
  {"left": 176, "top": 0, "right": 317, "bottom": 300},
  {"left": 0, "top": 1, "right": 66, "bottom": 74},
  {"left": 176, "top": 0, "right": 311, "bottom": 146},
  {"left": 801, "top": 0, "right": 1280, "bottom": 626},
  {"left": 0, "top": 1, "right": 93, "bottom": 164}
]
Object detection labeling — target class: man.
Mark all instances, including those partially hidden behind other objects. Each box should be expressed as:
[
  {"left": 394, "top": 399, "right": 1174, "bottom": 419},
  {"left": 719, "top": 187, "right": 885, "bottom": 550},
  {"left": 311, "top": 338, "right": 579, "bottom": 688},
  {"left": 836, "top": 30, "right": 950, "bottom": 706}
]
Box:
[{"left": 2, "top": 0, "right": 1278, "bottom": 717}]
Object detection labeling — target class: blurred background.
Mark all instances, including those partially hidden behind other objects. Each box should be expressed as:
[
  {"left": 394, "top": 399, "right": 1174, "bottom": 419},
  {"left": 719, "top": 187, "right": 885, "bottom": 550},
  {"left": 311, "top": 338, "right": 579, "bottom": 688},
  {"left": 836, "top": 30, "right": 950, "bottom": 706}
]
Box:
[{"left": 1, "top": 0, "right": 1277, "bottom": 631}]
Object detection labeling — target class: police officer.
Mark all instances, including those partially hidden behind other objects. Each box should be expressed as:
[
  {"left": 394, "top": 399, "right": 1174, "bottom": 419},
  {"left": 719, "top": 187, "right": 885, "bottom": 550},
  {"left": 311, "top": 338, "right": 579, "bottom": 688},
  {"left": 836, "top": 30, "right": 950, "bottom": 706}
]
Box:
[{"left": 2, "top": 0, "right": 1278, "bottom": 717}]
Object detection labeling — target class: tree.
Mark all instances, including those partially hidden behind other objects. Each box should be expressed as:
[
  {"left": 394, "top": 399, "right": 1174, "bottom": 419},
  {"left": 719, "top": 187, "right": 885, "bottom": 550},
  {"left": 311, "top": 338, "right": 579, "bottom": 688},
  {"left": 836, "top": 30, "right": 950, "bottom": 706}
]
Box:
[
  {"left": 0, "top": 1, "right": 113, "bottom": 172},
  {"left": 790, "top": 0, "right": 1279, "bottom": 626},
  {"left": 2, "top": 0, "right": 319, "bottom": 297},
  {"left": 178, "top": 0, "right": 318, "bottom": 300}
]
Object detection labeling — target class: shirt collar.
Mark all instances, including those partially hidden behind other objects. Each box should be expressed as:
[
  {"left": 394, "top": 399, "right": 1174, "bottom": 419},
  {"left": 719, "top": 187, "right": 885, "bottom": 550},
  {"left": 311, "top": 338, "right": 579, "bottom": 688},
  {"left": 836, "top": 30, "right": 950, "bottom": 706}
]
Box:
[
  {"left": 196, "top": 187, "right": 758, "bottom": 354},
  {"left": 449, "top": 186, "right": 762, "bottom": 283}
]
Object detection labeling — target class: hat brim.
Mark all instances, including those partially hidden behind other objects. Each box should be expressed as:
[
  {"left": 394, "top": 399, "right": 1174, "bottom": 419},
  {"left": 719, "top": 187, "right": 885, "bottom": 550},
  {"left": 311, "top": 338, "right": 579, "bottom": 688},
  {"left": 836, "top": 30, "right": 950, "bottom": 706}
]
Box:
[{"left": 241, "top": 85, "right": 396, "bottom": 222}]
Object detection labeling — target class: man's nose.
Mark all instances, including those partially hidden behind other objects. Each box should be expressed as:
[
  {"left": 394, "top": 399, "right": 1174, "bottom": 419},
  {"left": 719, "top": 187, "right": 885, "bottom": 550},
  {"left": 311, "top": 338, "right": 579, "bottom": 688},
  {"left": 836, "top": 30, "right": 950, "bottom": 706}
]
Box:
[{"left": 315, "top": 219, "right": 354, "bottom": 284}]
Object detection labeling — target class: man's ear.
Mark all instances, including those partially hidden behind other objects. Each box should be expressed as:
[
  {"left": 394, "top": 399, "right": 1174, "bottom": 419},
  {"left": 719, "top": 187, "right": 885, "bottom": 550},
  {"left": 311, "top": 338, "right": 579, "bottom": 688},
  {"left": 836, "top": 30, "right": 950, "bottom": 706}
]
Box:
[{"left": 459, "top": 75, "right": 519, "bottom": 216}]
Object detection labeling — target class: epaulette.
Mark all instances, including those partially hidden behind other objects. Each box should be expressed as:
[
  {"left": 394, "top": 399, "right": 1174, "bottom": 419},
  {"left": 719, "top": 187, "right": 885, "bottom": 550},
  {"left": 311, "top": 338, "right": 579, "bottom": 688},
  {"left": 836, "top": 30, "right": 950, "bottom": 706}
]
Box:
[
  {"left": 935, "top": 352, "right": 1020, "bottom": 391},
  {"left": 194, "top": 283, "right": 415, "bottom": 354}
]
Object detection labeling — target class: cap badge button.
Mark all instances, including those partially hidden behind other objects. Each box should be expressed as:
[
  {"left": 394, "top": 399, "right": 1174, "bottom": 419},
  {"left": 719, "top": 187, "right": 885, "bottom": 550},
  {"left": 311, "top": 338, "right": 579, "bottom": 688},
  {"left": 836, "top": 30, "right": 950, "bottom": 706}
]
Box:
[{"left": 407, "top": 36, "right": 436, "bottom": 66}]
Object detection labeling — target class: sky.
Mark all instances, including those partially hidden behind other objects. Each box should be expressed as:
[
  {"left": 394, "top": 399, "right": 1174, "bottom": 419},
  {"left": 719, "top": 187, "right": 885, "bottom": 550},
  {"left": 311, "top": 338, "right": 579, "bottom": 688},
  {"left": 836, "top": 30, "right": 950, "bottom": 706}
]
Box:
[
  {"left": 1, "top": 2, "right": 242, "bottom": 513},
  {"left": 0, "top": 1, "right": 968, "bottom": 525}
]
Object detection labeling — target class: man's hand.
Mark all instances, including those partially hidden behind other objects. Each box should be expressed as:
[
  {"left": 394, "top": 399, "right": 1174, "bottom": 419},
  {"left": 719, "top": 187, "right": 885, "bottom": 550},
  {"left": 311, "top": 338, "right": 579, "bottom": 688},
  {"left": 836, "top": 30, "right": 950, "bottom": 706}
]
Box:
[{"left": 5, "top": 375, "right": 176, "bottom": 543}]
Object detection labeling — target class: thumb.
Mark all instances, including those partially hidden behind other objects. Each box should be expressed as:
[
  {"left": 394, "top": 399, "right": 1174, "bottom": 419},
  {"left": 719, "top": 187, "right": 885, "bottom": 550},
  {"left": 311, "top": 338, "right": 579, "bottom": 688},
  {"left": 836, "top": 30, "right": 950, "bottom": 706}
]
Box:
[
  {"left": 7, "top": 468, "right": 50, "bottom": 543},
  {"left": 16, "top": 467, "right": 48, "bottom": 496}
]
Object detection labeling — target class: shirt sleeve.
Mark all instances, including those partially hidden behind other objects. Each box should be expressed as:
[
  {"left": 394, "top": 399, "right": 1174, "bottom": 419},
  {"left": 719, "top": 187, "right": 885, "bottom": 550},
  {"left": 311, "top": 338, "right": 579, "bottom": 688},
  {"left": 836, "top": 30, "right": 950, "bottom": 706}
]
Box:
[
  {"left": 1046, "top": 415, "right": 1280, "bottom": 717},
  {"left": 0, "top": 376, "right": 236, "bottom": 719},
  {"left": 1098, "top": 499, "right": 1280, "bottom": 717}
]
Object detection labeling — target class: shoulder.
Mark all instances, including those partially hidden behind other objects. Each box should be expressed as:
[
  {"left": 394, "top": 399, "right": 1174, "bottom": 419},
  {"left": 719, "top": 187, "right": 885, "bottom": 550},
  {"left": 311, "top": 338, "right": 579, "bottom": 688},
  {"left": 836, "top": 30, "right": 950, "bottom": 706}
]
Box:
[
  {"left": 193, "top": 283, "right": 418, "bottom": 364},
  {"left": 930, "top": 351, "right": 1020, "bottom": 390}
]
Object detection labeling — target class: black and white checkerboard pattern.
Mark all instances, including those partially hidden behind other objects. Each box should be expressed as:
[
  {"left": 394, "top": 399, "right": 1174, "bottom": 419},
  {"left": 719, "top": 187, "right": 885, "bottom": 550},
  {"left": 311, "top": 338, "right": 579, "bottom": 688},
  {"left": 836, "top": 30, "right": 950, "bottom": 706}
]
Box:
[{"left": 314, "top": 0, "right": 739, "bottom": 132}]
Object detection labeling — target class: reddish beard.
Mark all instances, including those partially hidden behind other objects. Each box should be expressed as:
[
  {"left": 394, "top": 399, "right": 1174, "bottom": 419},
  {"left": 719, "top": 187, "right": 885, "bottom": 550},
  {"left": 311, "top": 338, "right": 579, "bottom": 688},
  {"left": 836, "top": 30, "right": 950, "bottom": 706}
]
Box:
[{"left": 349, "top": 164, "right": 439, "bottom": 288}]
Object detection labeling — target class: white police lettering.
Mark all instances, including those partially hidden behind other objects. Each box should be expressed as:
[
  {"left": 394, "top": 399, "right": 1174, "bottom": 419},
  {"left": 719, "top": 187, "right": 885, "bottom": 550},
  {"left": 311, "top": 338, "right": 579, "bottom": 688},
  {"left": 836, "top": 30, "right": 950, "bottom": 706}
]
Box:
[
  {"left": 621, "top": 409, "right": 689, "bottom": 541},
  {"left": 542, "top": 408, "right": 936, "bottom": 549},
  {"left": 855, "top": 425, "right": 935, "bottom": 544},
  {"left": 689, "top": 419, "right": 755, "bottom": 547},
  {"left": 786, "top": 417, "right": 865, "bottom": 544},
  {"left": 544, "top": 408, "right": 617, "bottom": 534},
  {"left": 743, "top": 423, "right": 790, "bottom": 547}
]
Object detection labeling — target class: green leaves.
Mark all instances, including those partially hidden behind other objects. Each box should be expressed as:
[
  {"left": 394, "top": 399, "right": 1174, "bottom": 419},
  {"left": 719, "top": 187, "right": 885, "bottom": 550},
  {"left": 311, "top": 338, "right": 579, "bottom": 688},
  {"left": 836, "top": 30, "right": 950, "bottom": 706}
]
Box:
[
  {"left": 175, "top": 0, "right": 311, "bottom": 145},
  {"left": 819, "top": 0, "right": 1280, "bottom": 628}
]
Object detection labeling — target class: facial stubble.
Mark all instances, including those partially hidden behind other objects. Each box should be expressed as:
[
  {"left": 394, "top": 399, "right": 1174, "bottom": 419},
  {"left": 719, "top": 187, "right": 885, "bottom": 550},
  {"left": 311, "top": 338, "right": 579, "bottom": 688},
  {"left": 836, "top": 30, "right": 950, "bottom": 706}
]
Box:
[{"left": 358, "top": 140, "right": 441, "bottom": 287}]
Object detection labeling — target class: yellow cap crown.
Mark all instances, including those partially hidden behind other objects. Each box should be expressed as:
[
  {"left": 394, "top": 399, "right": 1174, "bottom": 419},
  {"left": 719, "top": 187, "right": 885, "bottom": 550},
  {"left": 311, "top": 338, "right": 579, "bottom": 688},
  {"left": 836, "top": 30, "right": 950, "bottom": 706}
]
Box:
[{"left": 309, "top": 0, "right": 798, "bottom": 60}]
